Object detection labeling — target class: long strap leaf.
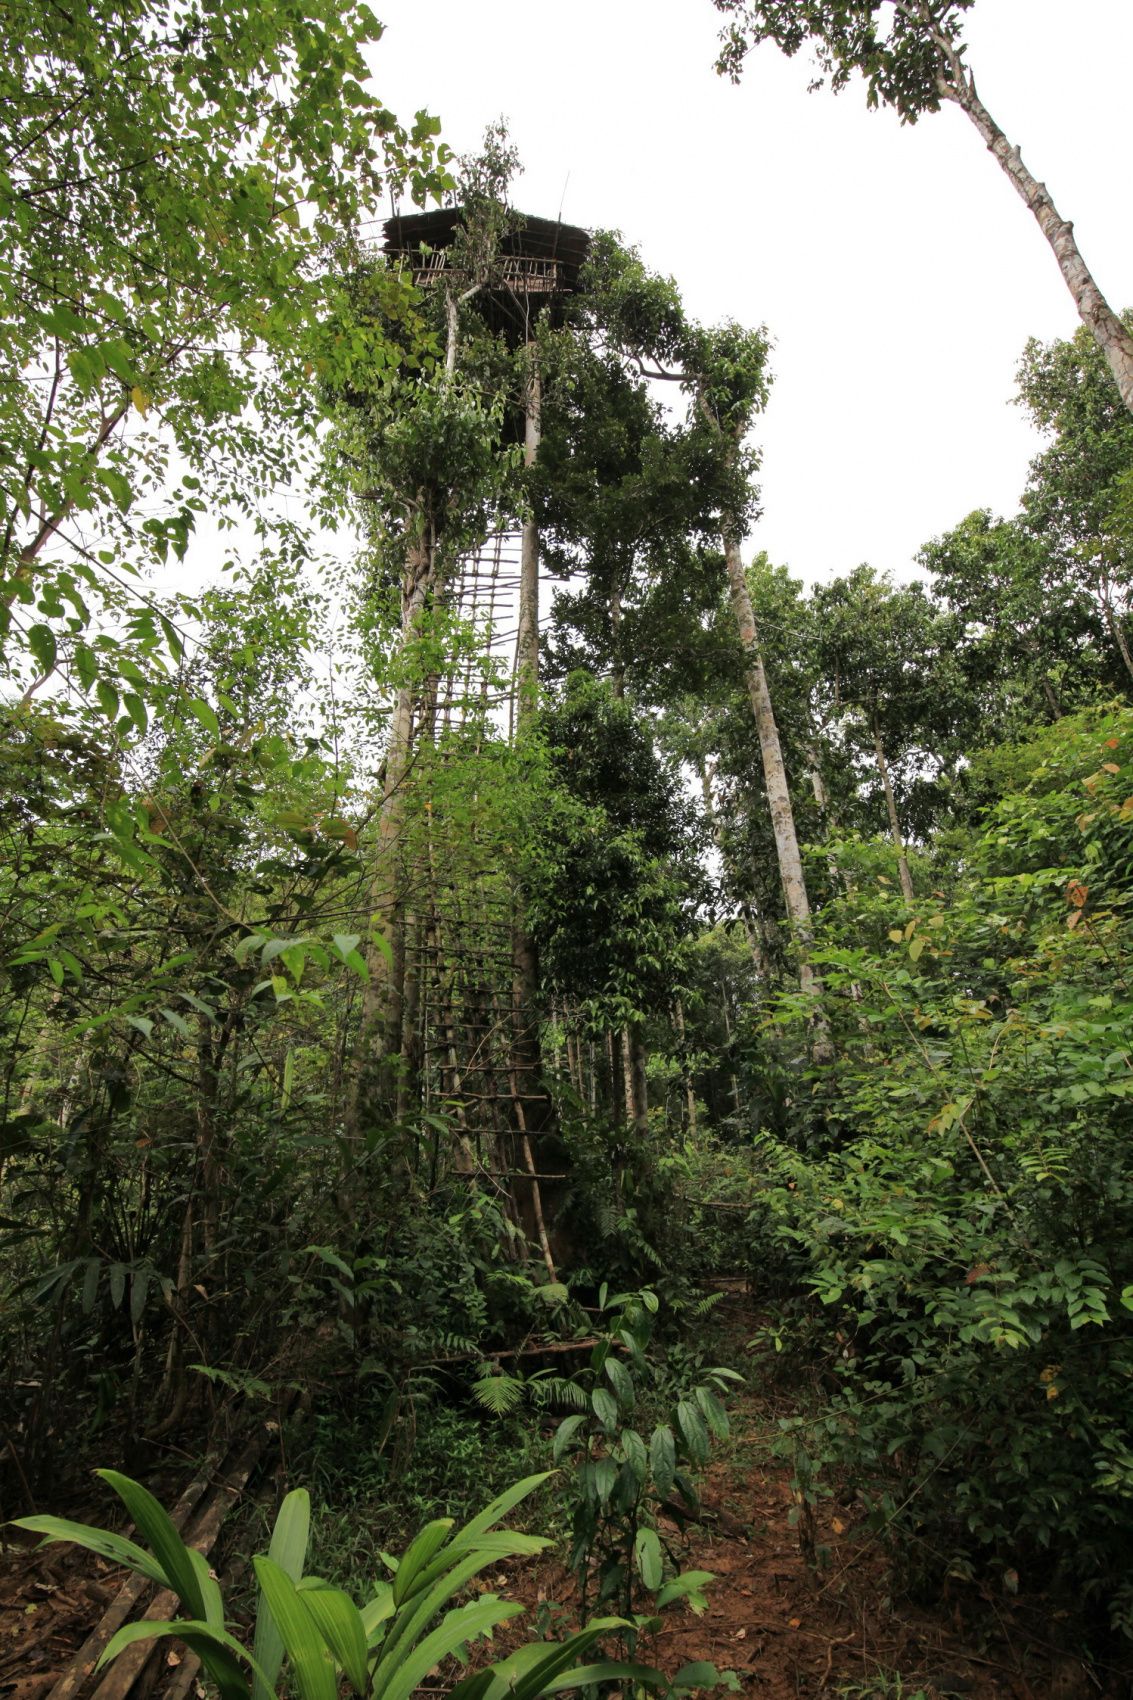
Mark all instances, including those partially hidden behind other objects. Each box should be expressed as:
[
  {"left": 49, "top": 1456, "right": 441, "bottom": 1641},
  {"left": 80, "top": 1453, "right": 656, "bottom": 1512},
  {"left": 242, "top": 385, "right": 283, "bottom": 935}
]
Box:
[
  {"left": 97, "top": 1618, "right": 264, "bottom": 1700},
  {"left": 253, "top": 1556, "right": 337, "bottom": 1700},
  {"left": 98, "top": 1470, "right": 206, "bottom": 1620},
  {"left": 456, "top": 1472, "right": 553, "bottom": 1543},
  {"left": 12, "top": 1515, "right": 167, "bottom": 1589},
  {"left": 391, "top": 1519, "right": 453, "bottom": 1605},
  {"left": 300, "top": 1585, "right": 370, "bottom": 1695},
  {"left": 376, "top": 1597, "right": 525, "bottom": 1700},
  {"left": 252, "top": 1489, "right": 311, "bottom": 1700}
]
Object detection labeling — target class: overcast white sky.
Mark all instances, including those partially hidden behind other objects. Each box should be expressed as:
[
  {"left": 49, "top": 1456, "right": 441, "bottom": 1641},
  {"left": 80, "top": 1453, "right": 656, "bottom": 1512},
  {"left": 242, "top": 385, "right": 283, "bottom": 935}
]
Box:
[{"left": 364, "top": 0, "right": 1133, "bottom": 588}]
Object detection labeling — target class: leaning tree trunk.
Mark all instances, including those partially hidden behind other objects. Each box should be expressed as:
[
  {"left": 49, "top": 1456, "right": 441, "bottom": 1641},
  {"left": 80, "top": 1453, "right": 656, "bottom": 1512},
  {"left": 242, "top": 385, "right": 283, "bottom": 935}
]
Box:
[
  {"left": 724, "top": 530, "right": 833, "bottom": 1062},
  {"left": 871, "top": 724, "right": 916, "bottom": 905},
  {"left": 940, "top": 68, "right": 1133, "bottom": 415}
]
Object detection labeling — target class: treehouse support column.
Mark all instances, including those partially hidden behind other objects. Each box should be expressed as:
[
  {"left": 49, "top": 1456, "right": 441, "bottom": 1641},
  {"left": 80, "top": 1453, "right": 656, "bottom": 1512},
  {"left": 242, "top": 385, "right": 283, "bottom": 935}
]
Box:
[
  {"left": 348, "top": 527, "right": 434, "bottom": 1149},
  {"left": 510, "top": 346, "right": 563, "bottom": 1260}
]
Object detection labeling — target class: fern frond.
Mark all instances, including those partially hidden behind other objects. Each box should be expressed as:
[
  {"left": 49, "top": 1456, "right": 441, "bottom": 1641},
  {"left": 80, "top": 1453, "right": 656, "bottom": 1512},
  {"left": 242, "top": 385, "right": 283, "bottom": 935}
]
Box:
[
  {"left": 472, "top": 1371, "right": 526, "bottom": 1416},
  {"left": 692, "top": 1291, "right": 725, "bottom": 1319},
  {"left": 528, "top": 1374, "right": 589, "bottom": 1412}
]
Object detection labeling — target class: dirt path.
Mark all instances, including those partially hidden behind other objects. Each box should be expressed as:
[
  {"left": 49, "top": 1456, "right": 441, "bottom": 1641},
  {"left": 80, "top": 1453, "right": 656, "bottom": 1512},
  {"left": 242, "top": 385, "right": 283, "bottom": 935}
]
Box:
[{"left": 494, "top": 1290, "right": 1121, "bottom": 1700}]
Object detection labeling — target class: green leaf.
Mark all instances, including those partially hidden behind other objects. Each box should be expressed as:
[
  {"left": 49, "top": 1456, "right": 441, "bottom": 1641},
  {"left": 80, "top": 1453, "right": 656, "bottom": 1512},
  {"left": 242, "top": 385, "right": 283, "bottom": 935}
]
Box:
[
  {"left": 123, "top": 692, "right": 148, "bottom": 734},
  {"left": 97, "top": 1470, "right": 207, "bottom": 1619},
  {"left": 187, "top": 697, "right": 220, "bottom": 739},
  {"left": 96, "top": 1619, "right": 259, "bottom": 1700},
  {"left": 650, "top": 1424, "right": 676, "bottom": 1499},
  {"left": 393, "top": 1518, "right": 455, "bottom": 1605},
  {"left": 252, "top": 1557, "right": 337, "bottom": 1700},
  {"left": 12, "top": 1515, "right": 167, "bottom": 1589},
  {"left": 160, "top": 615, "right": 185, "bottom": 663},
  {"left": 672, "top": 1660, "right": 728, "bottom": 1690},
  {"left": 634, "top": 1526, "right": 663, "bottom": 1590},
  {"left": 656, "top": 1572, "right": 715, "bottom": 1613},
  {"left": 379, "top": 1598, "right": 526, "bottom": 1700},
  {"left": 542, "top": 1660, "right": 667, "bottom": 1694},
  {"left": 619, "top": 1427, "right": 648, "bottom": 1483},
  {"left": 552, "top": 1414, "right": 587, "bottom": 1462},
  {"left": 591, "top": 1387, "right": 618, "bottom": 1433},
  {"left": 676, "top": 1400, "right": 709, "bottom": 1465},
  {"left": 604, "top": 1357, "right": 634, "bottom": 1410},
  {"left": 73, "top": 642, "right": 98, "bottom": 691},
  {"left": 28, "top": 624, "right": 57, "bottom": 675},
  {"left": 299, "top": 1586, "right": 369, "bottom": 1695},
  {"left": 456, "top": 1472, "right": 553, "bottom": 1544},
  {"left": 188, "top": 1548, "right": 225, "bottom": 1628},
  {"left": 694, "top": 1387, "right": 729, "bottom": 1439}
]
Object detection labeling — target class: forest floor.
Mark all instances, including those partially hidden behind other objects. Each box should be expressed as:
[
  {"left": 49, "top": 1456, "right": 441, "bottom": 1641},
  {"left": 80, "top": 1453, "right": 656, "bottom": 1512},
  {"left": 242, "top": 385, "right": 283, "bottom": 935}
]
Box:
[
  {"left": 483, "top": 1284, "right": 1121, "bottom": 1700},
  {"left": 0, "top": 1288, "right": 1128, "bottom": 1700}
]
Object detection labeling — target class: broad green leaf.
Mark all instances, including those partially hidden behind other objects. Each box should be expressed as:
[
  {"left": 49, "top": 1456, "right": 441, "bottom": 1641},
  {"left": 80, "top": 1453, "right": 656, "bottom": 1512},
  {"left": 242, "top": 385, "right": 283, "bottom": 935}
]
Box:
[
  {"left": 655, "top": 1571, "right": 715, "bottom": 1613},
  {"left": 552, "top": 1414, "right": 587, "bottom": 1462},
  {"left": 542, "top": 1661, "right": 668, "bottom": 1694},
  {"left": 677, "top": 1400, "right": 709, "bottom": 1465},
  {"left": 123, "top": 692, "right": 148, "bottom": 734},
  {"left": 619, "top": 1427, "right": 648, "bottom": 1483},
  {"left": 300, "top": 1586, "right": 369, "bottom": 1695},
  {"left": 187, "top": 697, "right": 221, "bottom": 739},
  {"left": 604, "top": 1357, "right": 634, "bottom": 1409},
  {"left": 392, "top": 1518, "right": 455, "bottom": 1605},
  {"left": 634, "top": 1526, "right": 663, "bottom": 1590},
  {"left": 672, "top": 1661, "right": 728, "bottom": 1690},
  {"left": 456, "top": 1472, "right": 553, "bottom": 1544},
  {"left": 591, "top": 1388, "right": 618, "bottom": 1433},
  {"left": 252, "top": 1488, "right": 311, "bottom": 1700},
  {"left": 253, "top": 1557, "right": 337, "bottom": 1700},
  {"left": 694, "top": 1386, "right": 729, "bottom": 1439},
  {"left": 188, "top": 1548, "right": 224, "bottom": 1628},
  {"left": 650, "top": 1424, "right": 676, "bottom": 1498},
  {"left": 28, "top": 624, "right": 57, "bottom": 675}
]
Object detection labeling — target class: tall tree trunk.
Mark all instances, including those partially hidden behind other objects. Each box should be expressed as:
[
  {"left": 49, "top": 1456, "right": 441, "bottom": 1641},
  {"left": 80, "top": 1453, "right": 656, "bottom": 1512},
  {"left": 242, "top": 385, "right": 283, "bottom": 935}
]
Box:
[
  {"left": 674, "top": 998, "right": 698, "bottom": 1135},
  {"left": 510, "top": 342, "right": 561, "bottom": 1259},
  {"left": 872, "top": 723, "right": 916, "bottom": 904},
  {"left": 348, "top": 527, "right": 434, "bottom": 1143},
  {"left": 723, "top": 530, "right": 832, "bottom": 1062},
  {"left": 609, "top": 572, "right": 625, "bottom": 699},
  {"left": 935, "top": 55, "right": 1133, "bottom": 414},
  {"left": 718, "top": 986, "right": 742, "bottom": 1119},
  {"left": 621, "top": 1026, "right": 649, "bottom": 1137},
  {"left": 515, "top": 350, "right": 542, "bottom": 722},
  {"left": 1096, "top": 572, "right": 1133, "bottom": 686}
]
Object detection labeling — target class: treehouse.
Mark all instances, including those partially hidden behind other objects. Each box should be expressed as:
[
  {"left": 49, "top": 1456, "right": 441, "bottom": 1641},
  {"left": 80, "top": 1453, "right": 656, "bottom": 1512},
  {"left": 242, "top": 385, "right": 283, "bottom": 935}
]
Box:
[{"left": 382, "top": 207, "right": 590, "bottom": 346}]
